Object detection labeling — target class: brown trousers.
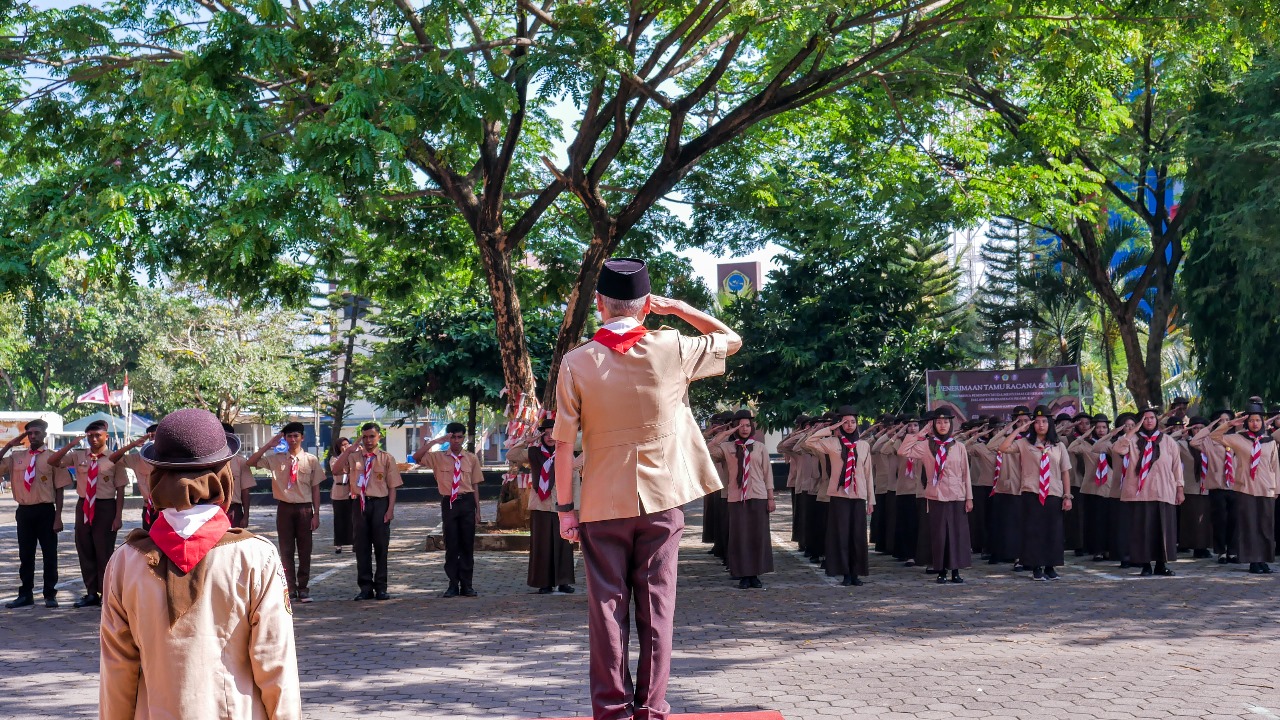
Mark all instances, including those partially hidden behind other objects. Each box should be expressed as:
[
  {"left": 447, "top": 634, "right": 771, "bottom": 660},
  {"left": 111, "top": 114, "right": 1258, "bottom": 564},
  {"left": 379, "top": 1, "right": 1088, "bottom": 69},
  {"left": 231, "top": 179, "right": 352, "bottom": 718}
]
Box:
[
  {"left": 276, "top": 501, "right": 314, "bottom": 593},
  {"left": 580, "top": 507, "right": 683, "bottom": 720},
  {"left": 74, "top": 498, "right": 118, "bottom": 597}
]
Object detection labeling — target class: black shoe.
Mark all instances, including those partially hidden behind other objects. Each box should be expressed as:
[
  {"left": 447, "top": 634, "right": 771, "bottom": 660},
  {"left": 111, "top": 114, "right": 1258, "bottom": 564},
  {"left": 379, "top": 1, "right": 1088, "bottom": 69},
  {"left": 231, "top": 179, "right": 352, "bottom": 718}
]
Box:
[
  {"left": 289, "top": 590, "right": 299, "bottom": 600},
  {"left": 1218, "top": 554, "right": 1229, "bottom": 564},
  {"left": 1154, "top": 565, "right": 1175, "bottom": 577},
  {"left": 73, "top": 594, "right": 101, "bottom": 608},
  {"left": 1193, "top": 549, "right": 1212, "bottom": 559},
  {"left": 537, "top": 586, "right": 554, "bottom": 594},
  {"left": 557, "top": 584, "right": 575, "bottom": 594},
  {"left": 1249, "top": 562, "right": 1263, "bottom": 574},
  {"left": 1139, "top": 563, "right": 1153, "bottom": 576},
  {"left": 923, "top": 567, "right": 936, "bottom": 575},
  {"left": 1012, "top": 562, "right": 1026, "bottom": 572},
  {"left": 1261, "top": 563, "right": 1274, "bottom": 574},
  {"left": 809, "top": 556, "right": 822, "bottom": 564},
  {"left": 737, "top": 578, "right": 750, "bottom": 589},
  {"left": 1032, "top": 567, "right": 1045, "bottom": 581},
  {"left": 1044, "top": 567, "right": 1059, "bottom": 580},
  {"left": 987, "top": 558, "right": 1001, "bottom": 565},
  {"left": 297, "top": 590, "right": 312, "bottom": 604},
  {"left": 1074, "top": 549, "right": 1086, "bottom": 557},
  {"left": 442, "top": 585, "right": 460, "bottom": 598},
  {"left": 749, "top": 576, "right": 763, "bottom": 589},
  {"left": 936, "top": 574, "right": 947, "bottom": 584},
  {"left": 461, "top": 586, "right": 478, "bottom": 597},
  {"left": 5, "top": 595, "right": 34, "bottom": 609},
  {"left": 904, "top": 560, "right": 916, "bottom": 568},
  {"left": 950, "top": 572, "right": 964, "bottom": 584},
  {"left": 841, "top": 575, "right": 854, "bottom": 586},
  {"left": 850, "top": 576, "right": 864, "bottom": 586},
  {"left": 374, "top": 591, "right": 391, "bottom": 600},
  {"left": 1119, "top": 561, "right": 1133, "bottom": 569},
  {"left": 335, "top": 547, "right": 343, "bottom": 554},
  {"left": 1229, "top": 555, "right": 1241, "bottom": 564},
  {"left": 44, "top": 597, "right": 58, "bottom": 608},
  {"left": 353, "top": 590, "right": 375, "bottom": 601},
  {"left": 1093, "top": 554, "right": 1106, "bottom": 562}
]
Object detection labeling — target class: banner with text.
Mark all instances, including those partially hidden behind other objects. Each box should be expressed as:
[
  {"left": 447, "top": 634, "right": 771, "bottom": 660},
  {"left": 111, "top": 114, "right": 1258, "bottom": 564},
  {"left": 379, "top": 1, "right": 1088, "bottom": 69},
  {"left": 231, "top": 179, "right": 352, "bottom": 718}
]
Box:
[{"left": 925, "top": 366, "right": 1083, "bottom": 420}]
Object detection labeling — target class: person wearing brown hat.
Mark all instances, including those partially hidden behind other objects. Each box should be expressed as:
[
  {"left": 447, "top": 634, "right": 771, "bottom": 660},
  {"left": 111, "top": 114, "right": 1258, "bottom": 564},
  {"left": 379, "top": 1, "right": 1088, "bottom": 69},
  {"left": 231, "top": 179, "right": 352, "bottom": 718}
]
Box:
[
  {"left": 246, "top": 422, "right": 323, "bottom": 603},
  {"left": 332, "top": 422, "right": 403, "bottom": 600},
  {"left": 220, "top": 422, "right": 256, "bottom": 530},
  {"left": 871, "top": 416, "right": 904, "bottom": 557},
  {"left": 1069, "top": 414, "right": 1117, "bottom": 562},
  {"left": 552, "top": 257, "right": 740, "bottom": 720},
  {"left": 1207, "top": 404, "right": 1278, "bottom": 573},
  {"left": 865, "top": 414, "right": 894, "bottom": 553},
  {"left": 900, "top": 407, "right": 973, "bottom": 583},
  {"left": 999, "top": 405, "right": 1072, "bottom": 580},
  {"left": 1171, "top": 417, "right": 1213, "bottom": 558},
  {"left": 48, "top": 418, "right": 127, "bottom": 608},
  {"left": 99, "top": 408, "right": 300, "bottom": 718},
  {"left": 778, "top": 414, "right": 810, "bottom": 547},
  {"left": 0, "top": 419, "right": 72, "bottom": 608},
  {"left": 701, "top": 411, "right": 733, "bottom": 560},
  {"left": 804, "top": 406, "right": 874, "bottom": 586},
  {"left": 984, "top": 408, "right": 1028, "bottom": 567},
  {"left": 1192, "top": 409, "right": 1238, "bottom": 563},
  {"left": 887, "top": 415, "right": 923, "bottom": 565},
  {"left": 709, "top": 410, "right": 774, "bottom": 589},
  {"left": 1111, "top": 408, "right": 1185, "bottom": 576},
  {"left": 414, "top": 421, "right": 485, "bottom": 597},
  {"left": 507, "top": 418, "right": 580, "bottom": 594},
  {"left": 110, "top": 424, "right": 159, "bottom": 530}
]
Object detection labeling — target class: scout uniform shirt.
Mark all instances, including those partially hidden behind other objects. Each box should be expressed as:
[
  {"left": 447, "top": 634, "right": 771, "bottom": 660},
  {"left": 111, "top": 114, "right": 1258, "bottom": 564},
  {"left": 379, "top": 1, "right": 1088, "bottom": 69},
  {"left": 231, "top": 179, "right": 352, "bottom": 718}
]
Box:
[
  {"left": 792, "top": 429, "right": 823, "bottom": 495},
  {"left": 871, "top": 433, "right": 900, "bottom": 495},
  {"left": 778, "top": 432, "right": 804, "bottom": 490},
  {"left": 1112, "top": 432, "right": 1184, "bottom": 504},
  {"left": 506, "top": 442, "right": 584, "bottom": 513},
  {"left": 1189, "top": 430, "right": 1229, "bottom": 492},
  {"left": 966, "top": 439, "right": 996, "bottom": 490},
  {"left": 1177, "top": 439, "right": 1204, "bottom": 497},
  {"left": 255, "top": 451, "right": 323, "bottom": 503},
  {"left": 709, "top": 434, "right": 772, "bottom": 502},
  {"left": 1009, "top": 437, "right": 1072, "bottom": 498},
  {"left": 552, "top": 327, "right": 728, "bottom": 523},
  {"left": 1213, "top": 431, "right": 1279, "bottom": 498},
  {"left": 418, "top": 448, "right": 484, "bottom": 499},
  {"left": 56, "top": 448, "right": 126, "bottom": 501},
  {"left": 986, "top": 435, "right": 1022, "bottom": 496},
  {"left": 227, "top": 454, "right": 257, "bottom": 504},
  {"left": 704, "top": 431, "right": 730, "bottom": 499},
  {"left": 331, "top": 448, "right": 404, "bottom": 502},
  {"left": 1069, "top": 436, "right": 1116, "bottom": 497},
  {"left": 327, "top": 454, "right": 350, "bottom": 501},
  {"left": 1, "top": 447, "right": 73, "bottom": 505},
  {"left": 898, "top": 434, "right": 972, "bottom": 503},
  {"left": 803, "top": 432, "right": 875, "bottom": 505},
  {"left": 891, "top": 438, "right": 921, "bottom": 498},
  {"left": 117, "top": 453, "right": 154, "bottom": 503}
]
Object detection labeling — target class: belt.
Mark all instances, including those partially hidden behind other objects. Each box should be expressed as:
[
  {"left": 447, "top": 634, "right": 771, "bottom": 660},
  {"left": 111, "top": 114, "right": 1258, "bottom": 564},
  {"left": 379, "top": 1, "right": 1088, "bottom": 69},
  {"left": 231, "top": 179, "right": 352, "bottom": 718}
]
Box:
[{"left": 278, "top": 501, "right": 313, "bottom": 507}]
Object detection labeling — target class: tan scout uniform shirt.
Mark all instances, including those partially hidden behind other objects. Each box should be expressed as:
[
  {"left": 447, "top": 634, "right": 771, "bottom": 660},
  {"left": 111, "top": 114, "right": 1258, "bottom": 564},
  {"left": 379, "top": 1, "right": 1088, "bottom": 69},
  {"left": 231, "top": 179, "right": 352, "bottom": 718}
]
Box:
[
  {"left": 506, "top": 443, "right": 584, "bottom": 513},
  {"left": 1178, "top": 440, "right": 1203, "bottom": 495},
  {"left": 710, "top": 436, "right": 772, "bottom": 502},
  {"left": 792, "top": 429, "right": 823, "bottom": 494},
  {"left": 327, "top": 455, "right": 350, "bottom": 501},
  {"left": 332, "top": 449, "right": 403, "bottom": 498},
  {"left": 228, "top": 454, "right": 257, "bottom": 504},
  {"left": 117, "top": 453, "right": 154, "bottom": 501},
  {"left": 891, "top": 439, "right": 922, "bottom": 497},
  {"left": 871, "top": 433, "right": 900, "bottom": 494},
  {"left": 1009, "top": 437, "right": 1072, "bottom": 498},
  {"left": 99, "top": 534, "right": 301, "bottom": 720},
  {"left": 1189, "top": 430, "right": 1228, "bottom": 492},
  {"left": 56, "top": 448, "right": 126, "bottom": 498},
  {"left": 1069, "top": 437, "right": 1116, "bottom": 497},
  {"left": 804, "top": 434, "right": 875, "bottom": 506},
  {"left": 1112, "top": 433, "right": 1184, "bottom": 504},
  {"left": 1213, "top": 432, "right": 1279, "bottom": 498},
  {"left": 778, "top": 432, "right": 804, "bottom": 489},
  {"left": 898, "top": 435, "right": 972, "bottom": 503},
  {"left": 553, "top": 328, "right": 728, "bottom": 523},
  {"left": 256, "top": 452, "right": 323, "bottom": 504},
  {"left": 419, "top": 449, "right": 484, "bottom": 496},
  {"left": 1, "top": 448, "right": 72, "bottom": 505},
  {"left": 984, "top": 435, "right": 1022, "bottom": 495},
  {"left": 967, "top": 439, "right": 996, "bottom": 488},
  {"left": 704, "top": 432, "right": 730, "bottom": 499}
]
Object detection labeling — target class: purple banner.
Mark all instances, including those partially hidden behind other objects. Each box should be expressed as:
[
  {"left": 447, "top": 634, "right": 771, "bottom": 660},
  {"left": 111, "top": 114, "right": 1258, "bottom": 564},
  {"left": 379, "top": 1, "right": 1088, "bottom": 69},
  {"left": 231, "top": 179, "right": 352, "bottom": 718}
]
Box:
[{"left": 925, "top": 366, "right": 1083, "bottom": 420}]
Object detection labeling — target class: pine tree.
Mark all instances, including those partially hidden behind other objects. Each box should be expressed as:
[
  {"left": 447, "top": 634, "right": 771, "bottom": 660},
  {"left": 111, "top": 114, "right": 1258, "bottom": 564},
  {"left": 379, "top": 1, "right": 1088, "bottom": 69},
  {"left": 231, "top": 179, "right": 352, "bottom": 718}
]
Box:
[{"left": 975, "top": 217, "right": 1036, "bottom": 367}]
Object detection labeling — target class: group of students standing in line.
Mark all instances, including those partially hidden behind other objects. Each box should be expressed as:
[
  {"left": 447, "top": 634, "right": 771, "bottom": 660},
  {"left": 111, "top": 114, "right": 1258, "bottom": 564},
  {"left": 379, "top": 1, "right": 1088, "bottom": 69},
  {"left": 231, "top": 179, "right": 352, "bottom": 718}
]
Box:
[{"left": 700, "top": 397, "right": 1280, "bottom": 589}]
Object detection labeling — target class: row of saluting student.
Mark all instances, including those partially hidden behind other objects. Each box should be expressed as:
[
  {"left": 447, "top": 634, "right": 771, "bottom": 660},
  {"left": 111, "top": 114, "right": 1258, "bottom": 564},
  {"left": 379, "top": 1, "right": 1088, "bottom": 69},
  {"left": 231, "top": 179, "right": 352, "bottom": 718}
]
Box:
[{"left": 700, "top": 400, "right": 1280, "bottom": 587}]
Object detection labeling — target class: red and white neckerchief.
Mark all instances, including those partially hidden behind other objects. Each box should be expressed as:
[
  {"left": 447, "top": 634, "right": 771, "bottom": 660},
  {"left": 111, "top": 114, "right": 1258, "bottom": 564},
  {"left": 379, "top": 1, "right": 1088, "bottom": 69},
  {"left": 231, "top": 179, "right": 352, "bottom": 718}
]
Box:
[
  {"left": 1224, "top": 449, "right": 1236, "bottom": 488},
  {"left": 592, "top": 326, "right": 648, "bottom": 354},
  {"left": 23, "top": 448, "right": 43, "bottom": 493},
  {"left": 735, "top": 437, "right": 755, "bottom": 497},
  {"left": 989, "top": 451, "right": 1002, "bottom": 498},
  {"left": 287, "top": 454, "right": 299, "bottom": 489},
  {"left": 85, "top": 452, "right": 103, "bottom": 526},
  {"left": 357, "top": 452, "right": 376, "bottom": 512},
  {"left": 149, "top": 505, "right": 231, "bottom": 573},
  {"left": 838, "top": 434, "right": 858, "bottom": 495},
  {"left": 905, "top": 457, "right": 915, "bottom": 480},
  {"left": 449, "top": 452, "right": 464, "bottom": 505},
  {"left": 536, "top": 444, "right": 556, "bottom": 501},
  {"left": 1199, "top": 451, "right": 1209, "bottom": 494},
  {"left": 932, "top": 436, "right": 955, "bottom": 486},
  {"left": 1037, "top": 444, "right": 1051, "bottom": 505},
  {"left": 1094, "top": 452, "right": 1110, "bottom": 487},
  {"left": 1244, "top": 432, "right": 1263, "bottom": 481},
  {"left": 1137, "top": 430, "right": 1161, "bottom": 492}
]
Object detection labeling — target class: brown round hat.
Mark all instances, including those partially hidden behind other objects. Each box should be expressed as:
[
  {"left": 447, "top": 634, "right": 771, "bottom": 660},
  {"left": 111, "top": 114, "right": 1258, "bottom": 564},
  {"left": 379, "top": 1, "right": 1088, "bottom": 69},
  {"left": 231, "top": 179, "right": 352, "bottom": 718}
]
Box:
[{"left": 140, "top": 408, "right": 241, "bottom": 468}]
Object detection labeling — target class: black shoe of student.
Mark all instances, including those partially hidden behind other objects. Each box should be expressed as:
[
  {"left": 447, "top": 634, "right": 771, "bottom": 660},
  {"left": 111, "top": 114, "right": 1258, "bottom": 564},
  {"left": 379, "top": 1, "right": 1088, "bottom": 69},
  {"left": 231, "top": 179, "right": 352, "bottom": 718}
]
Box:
[
  {"left": 442, "top": 585, "right": 460, "bottom": 598},
  {"left": 538, "top": 586, "right": 554, "bottom": 594},
  {"left": 1074, "top": 549, "right": 1086, "bottom": 557},
  {"left": 1139, "top": 563, "right": 1153, "bottom": 576},
  {"left": 737, "top": 578, "right": 750, "bottom": 590},
  {"left": 1249, "top": 562, "right": 1263, "bottom": 574},
  {"left": 335, "top": 547, "right": 343, "bottom": 554},
  {"left": 924, "top": 567, "right": 936, "bottom": 575},
  {"left": 1261, "top": 563, "right": 1274, "bottom": 574},
  {"left": 374, "top": 591, "right": 391, "bottom": 601},
  {"left": 987, "top": 558, "right": 1001, "bottom": 565},
  {"left": 1012, "top": 562, "right": 1027, "bottom": 572},
  {"left": 749, "top": 576, "right": 763, "bottom": 589},
  {"left": 1154, "top": 565, "right": 1175, "bottom": 577},
  {"left": 1032, "top": 567, "right": 1045, "bottom": 581},
  {"left": 1119, "top": 561, "right": 1133, "bottom": 569},
  {"left": 904, "top": 560, "right": 916, "bottom": 568},
  {"left": 841, "top": 575, "right": 854, "bottom": 586},
  {"left": 5, "top": 595, "right": 34, "bottom": 609},
  {"left": 706, "top": 548, "right": 716, "bottom": 555},
  {"left": 951, "top": 571, "right": 964, "bottom": 584},
  {"left": 1093, "top": 554, "right": 1107, "bottom": 562},
  {"left": 936, "top": 573, "right": 947, "bottom": 584},
  {"left": 1044, "top": 567, "right": 1059, "bottom": 580},
  {"left": 461, "top": 586, "right": 478, "bottom": 597},
  {"left": 353, "top": 590, "right": 375, "bottom": 601},
  {"left": 1193, "top": 549, "right": 1212, "bottom": 559},
  {"left": 1218, "top": 554, "right": 1229, "bottom": 564},
  {"left": 1229, "top": 555, "right": 1241, "bottom": 564},
  {"left": 557, "top": 584, "right": 575, "bottom": 594},
  {"left": 74, "top": 594, "right": 101, "bottom": 608},
  {"left": 809, "top": 556, "right": 822, "bottom": 564},
  {"left": 850, "top": 576, "right": 864, "bottom": 586},
  {"left": 44, "top": 597, "right": 58, "bottom": 608}
]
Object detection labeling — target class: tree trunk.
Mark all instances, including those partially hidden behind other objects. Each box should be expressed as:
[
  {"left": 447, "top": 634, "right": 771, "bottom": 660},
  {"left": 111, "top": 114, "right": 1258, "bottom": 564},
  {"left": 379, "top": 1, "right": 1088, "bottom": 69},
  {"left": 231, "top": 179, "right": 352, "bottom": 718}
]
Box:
[
  {"left": 1101, "top": 304, "right": 1118, "bottom": 417},
  {"left": 467, "top": 389, "right": 478, "bottom": 454},
  {"left": 0, "top": 368, "right": 15, "bottom": 410},
  {"left": 329, "top": 294, "right": 360, "bottom": 451},
  {"left": 542, "top": 236, "right": 615, "bottom": 410},
  {"left": 1114, "top": 312, "right": 1152, "bottom": 408},
  {"left": 477, "top": 236, "right": 536, "bottom": 407}
]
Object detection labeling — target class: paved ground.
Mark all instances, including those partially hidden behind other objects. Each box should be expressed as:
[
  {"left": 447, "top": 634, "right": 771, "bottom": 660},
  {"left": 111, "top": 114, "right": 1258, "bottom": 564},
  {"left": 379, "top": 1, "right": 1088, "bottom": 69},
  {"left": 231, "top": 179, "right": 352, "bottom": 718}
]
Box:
[{"left": 0, "top": 493, "right": 1278, "bottom": 719}]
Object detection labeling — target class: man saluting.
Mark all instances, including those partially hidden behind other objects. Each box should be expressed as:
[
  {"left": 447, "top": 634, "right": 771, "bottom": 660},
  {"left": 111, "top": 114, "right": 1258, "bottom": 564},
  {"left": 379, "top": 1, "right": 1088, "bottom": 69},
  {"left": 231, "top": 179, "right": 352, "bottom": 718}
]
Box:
[{"left": 553, "top": 258, "right": 741, "bottom": 720}]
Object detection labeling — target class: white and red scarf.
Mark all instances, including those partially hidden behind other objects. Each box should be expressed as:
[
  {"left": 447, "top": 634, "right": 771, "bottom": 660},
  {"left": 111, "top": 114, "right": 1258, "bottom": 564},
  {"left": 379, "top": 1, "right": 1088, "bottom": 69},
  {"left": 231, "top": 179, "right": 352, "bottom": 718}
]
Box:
[
  {"left": 23, "top": 448, "right": 43, "bottom": 493},
  {"left": 1095, "top": 452, "right": 1110, "bottom": 487},
  {"left": 149, "top": 505, "right": 232, "bottom": 573},
  {"left": 357, "top": 451, "right": 376, "bottom": 511},
  {"left": 735, "top": 437, "right": 755, "bottom": 497},
  {"left": 536, "top": 443, "right": 555, "bottom": 501},
  {"left": 85, "top": 452, "right": 104, "bottom": 526},
  {"left": 1037, "top": 444, "right": 1051, "bottom": 505},
  {"left": 593, "top": 317, "right": 648, "bottom": 354},
  {"left": 1243, "top": 431, "right": 1264, "bottom": 481},
  {"left": 838, "top": 433, "right": 858, "bottom": 495},
  {"left": 287, "top": 454, "right": 299, "bottom": 489},
  {"left": 1136, "top": 430, "right": 1161, "bottom": 492},
  {"left": 989, "top": 451, "right": 1002, "bottom": 498},
  {"left": 931, "top": 436, "right": 955, "bottom": 486},
  {"left": 449, "top": 451, "right": 464, "bottom": 505},
  {"left": 1224, "top": 449, "right": 1236, "bottom": 489}
]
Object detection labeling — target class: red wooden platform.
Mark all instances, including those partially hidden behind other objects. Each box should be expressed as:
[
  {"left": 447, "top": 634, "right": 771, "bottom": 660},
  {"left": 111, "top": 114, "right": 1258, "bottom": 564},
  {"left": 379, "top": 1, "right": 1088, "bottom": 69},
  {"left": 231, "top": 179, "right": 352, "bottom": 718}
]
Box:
[{"left": 544, "top": 714, "right": 784, "bottom": 720}]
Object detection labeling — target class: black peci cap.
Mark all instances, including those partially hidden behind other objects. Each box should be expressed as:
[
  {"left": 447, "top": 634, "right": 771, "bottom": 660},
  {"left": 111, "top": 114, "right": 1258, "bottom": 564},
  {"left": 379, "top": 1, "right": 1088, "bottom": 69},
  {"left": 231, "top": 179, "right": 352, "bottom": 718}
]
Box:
[{"left": 596, "top": 258, "right": 651, "bottom": 301}]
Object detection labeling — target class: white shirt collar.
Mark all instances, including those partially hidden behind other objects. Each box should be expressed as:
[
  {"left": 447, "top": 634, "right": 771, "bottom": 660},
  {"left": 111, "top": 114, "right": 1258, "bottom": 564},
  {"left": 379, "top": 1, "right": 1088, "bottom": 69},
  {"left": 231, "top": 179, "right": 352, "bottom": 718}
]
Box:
[
  {"left": 601, "top": 316, "right": 641, "bottom": 333},
  {"left": 160, "top": 505, "right": 221, "bottom": 539}
]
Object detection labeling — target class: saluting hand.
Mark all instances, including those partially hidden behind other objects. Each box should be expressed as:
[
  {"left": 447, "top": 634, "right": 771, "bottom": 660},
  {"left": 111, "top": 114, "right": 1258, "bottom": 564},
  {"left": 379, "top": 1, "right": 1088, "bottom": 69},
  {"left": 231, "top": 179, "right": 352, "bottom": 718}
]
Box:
[{"left": 647, "top": 294, "right": 683, "bottom": 316}]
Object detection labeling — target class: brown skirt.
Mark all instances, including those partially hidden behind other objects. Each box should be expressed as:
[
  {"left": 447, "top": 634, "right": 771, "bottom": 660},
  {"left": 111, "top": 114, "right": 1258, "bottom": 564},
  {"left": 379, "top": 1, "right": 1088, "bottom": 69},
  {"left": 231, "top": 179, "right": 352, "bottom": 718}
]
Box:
[
  {"left": 805, "top": 494, "right": 827, "bottom": 559},
  {"left": 870, "top": 492, "right": 888, "bottom": 547},
  {"left": 987, "top": 492, "right": 1022, "bottom": 562},
  {"left": 702, "top": 491, "right": 726, "bottom": 543},
  {"left": 1178, "top": 494, "right": 1213, "bottom": 551},
  {"left": 1080, "top": 494, "right": 1114, "bottom": 557},
  {"left": 928, "top": 499, "right": 972, "bottom": 571},
  {"left": 914, "top": 496, "right": 933, "bottom": 567},
  {"left": 727, "top": 499, "right": 774, "bottom": 577},
  {"left": 968, "top": 489, "right": 989, "bottom": 554},
  {"left": 1020, "top": 492, "right": 1065, "bottom": 568},
  {"left": 893, "top": 493, "right": 917, "bottom": 561},
  {"left": 1064, "top": 487, "right": 1084, "bottom": 551},
  {"left": 824, "top": 497, "right": 869, "bottom": 577},
  {"left": 878, "top": 491, "right": 897, "bottom": 555},
  {"left": 1126, "top": 500, "right": 1178, "bottom": 564},
  {"left": 712, "top": 492, "right": 730, "bottom": 559},
  {"left": 1234, "top": 493, "right": 1276, "bottom": 563},
  {"left": 332, "top": 498, "right": 354, "bottom": 547},
  {"left": 527, "top": 510, "right": 575, "bottom": 588},
  {"left": 794, "top": 488, "right": 809, "bottom": 551}
]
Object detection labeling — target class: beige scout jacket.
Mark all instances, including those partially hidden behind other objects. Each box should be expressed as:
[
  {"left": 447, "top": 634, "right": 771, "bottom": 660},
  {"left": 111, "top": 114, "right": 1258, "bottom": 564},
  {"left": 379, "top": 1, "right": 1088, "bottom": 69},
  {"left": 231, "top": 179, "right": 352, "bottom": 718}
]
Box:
[
  {"left": 553, "top": 328, "right": 728, "bottom": 523},
  {"left": 710, "top": 435, "right": 773, "bottom": 502},
  {"left": 804, "top": 434, "right": 876, "bottom": 506},
  {"left": 898, "top": 435, "right": 972, "bottom": 503},
  {"left": 99, "top": 534, "right": 301, "bottom": 720}
]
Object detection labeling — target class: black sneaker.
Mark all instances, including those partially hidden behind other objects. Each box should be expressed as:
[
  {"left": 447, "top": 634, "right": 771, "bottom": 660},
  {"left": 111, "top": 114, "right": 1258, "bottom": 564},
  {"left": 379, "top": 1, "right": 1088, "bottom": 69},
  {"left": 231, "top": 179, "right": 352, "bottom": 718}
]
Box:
[
  {"left": 374, "top": 591, "right": 391, "bottom": 600},
  {"left": 353, "top": 590, "right": 374, "bottom": 601},
  {"left": 73, "top": 594, "right": 101, "bottom": 608},
  {"left": 1218, "top": 554, "right": 1229, "bottom": 564},
  {"left": 748, "top": 576, "right": 763, "bottom": 589},
  {"left": 841, "top": 575, "right": 854, "bottom": 586},
  {"left": 1012, "top": 562, "right": 1027, "bottom": 572},
  {"left": 1032, "top": 567, "right": 1045, "bottom": 581},
  {"left": 936, "top": 574, "right": 947, "bottom": 584},
  {"left": 1154, "top": 566, "right": 1175, "bottom": 577},
  {"left": 1261, "top": 563, "right": 1274, "bottom": 574},
  {"left": 44, "top": 597, "right": 58, "bottom": 608},
  {"left": 5, "top": 595, "right": 34, "bottom": 609},
  {"left": 1249, "top": 562, "right": 1264, "bottom": 574},
  {"left": 557, "top": 585, "right": 576, "bottom": 594},
  {"left": 1044, "top": 567, "right": 1059, "bottom": 580},
  {"left": 850, "top": 576, "right": 864, "bottom": 586},
  {"left": 442, "top": 585, "right": 460, "bottom": 598},
  {"left": 537, "top": 587, "right": 554, "bottom": 594},
  {"left": 461, "top": 586, "right": 478, "bottom": 597},
  {"left": 1139, "top": 563, "right": 1153, "bottom": 576}
]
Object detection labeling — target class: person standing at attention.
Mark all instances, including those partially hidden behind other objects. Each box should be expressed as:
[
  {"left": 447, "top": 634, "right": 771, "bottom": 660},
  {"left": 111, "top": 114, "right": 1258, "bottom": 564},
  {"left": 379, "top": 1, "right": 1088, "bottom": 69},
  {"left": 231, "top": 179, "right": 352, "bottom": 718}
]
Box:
[
  {"left": 414, "top": 423, "right": 484, "bottom": 597},
  {"left": 246, "top": 422, "right": 322, "bottom": 603}
]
